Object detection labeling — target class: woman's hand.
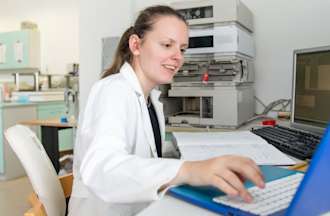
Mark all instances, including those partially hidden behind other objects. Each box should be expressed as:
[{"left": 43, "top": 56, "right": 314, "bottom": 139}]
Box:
[{"left": 171, "top": 155, "right": 265, "bottom": 202}]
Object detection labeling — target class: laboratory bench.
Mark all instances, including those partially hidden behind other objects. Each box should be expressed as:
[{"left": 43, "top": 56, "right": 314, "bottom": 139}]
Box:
[
  {"left": 20, "top": 118, "right": 76, "bottom": 173},
  {"left": 0, "top": 101, "right": 74, "bottom": 180}
]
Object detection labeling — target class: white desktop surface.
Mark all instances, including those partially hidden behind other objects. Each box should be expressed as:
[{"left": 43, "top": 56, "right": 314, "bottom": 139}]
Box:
[{"left": 137, "top": 195, "right": 219, "bottom": 216}]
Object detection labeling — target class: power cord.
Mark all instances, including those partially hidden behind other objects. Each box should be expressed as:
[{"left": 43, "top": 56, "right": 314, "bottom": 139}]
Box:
[
  {"left": 240, "top": 97, "right": 291, "bottom": 127},
  {"left": 254, "top": 96, "right": 291, "bottom": 115},
  {"left": 261, "top": 99, "right": 291, "bottom": 115}
]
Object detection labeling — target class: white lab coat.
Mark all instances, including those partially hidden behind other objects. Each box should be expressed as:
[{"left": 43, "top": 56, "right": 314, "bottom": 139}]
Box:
[{"left": 68, "top": 62, "right": 184, "bottom": 216}]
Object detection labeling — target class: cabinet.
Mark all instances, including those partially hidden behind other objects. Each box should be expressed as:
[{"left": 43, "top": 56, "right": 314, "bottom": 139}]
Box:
[
  {"left": 0, "top": 30, "right": 40, "bottom": 71},
  {"left": 0, "top": 104, "right": 37, "bottom": 180},
  {"left": 37, "top": 102, "right": 74, "bottom": 151}
]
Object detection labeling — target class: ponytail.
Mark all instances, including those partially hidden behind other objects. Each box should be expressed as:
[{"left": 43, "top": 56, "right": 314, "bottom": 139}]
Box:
[{"left": 101, "top": 26, "right": 135, "bottom": 78}]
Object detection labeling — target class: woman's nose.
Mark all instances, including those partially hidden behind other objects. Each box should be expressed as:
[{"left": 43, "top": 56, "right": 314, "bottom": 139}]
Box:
[{"left": 172, "top": 48, "right": 184, "bottom": 62}]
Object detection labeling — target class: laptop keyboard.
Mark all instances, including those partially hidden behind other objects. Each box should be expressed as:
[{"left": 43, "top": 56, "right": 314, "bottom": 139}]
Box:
[{"left": 213, "top": 173, "right": 304, "bottom": 216}]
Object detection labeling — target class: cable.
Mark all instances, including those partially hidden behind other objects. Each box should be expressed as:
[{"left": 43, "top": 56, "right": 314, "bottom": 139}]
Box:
[
  {"left": 255, "top": 96, "right": 291, "bottom": 115},
  {"left": 254, "top": 96, "right": 267, "bottom": 108},
  {"left": 262, "top": 99, "right": 291, "bottom": 115},
  {"left": 239, "top": 98, "right": 291, "bottom": 127}
]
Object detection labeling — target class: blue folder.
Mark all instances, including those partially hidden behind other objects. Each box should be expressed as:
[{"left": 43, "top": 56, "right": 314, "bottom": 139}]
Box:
[{"left": 168, "top": 166, "right": 297, "bottom": 215}]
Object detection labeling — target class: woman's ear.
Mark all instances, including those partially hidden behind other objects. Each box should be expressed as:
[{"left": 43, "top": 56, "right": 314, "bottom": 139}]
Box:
[{"left": 129, "top": 34, "right": 141, "bottom": 56}]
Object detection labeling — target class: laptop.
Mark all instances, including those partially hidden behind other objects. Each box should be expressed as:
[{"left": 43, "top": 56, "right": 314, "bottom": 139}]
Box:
[{"left": 212, "top": 123, "right": 330, "bottom": 216}]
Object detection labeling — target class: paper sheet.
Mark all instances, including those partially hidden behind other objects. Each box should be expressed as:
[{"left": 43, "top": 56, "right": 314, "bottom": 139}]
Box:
[{"left": 173, "top": 131, "right": 296, "bottom": 165}]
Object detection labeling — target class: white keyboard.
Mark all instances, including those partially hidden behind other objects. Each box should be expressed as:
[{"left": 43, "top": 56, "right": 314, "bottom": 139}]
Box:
[{"left": 213, "top": 173, "right": 304, "bottom": 216}]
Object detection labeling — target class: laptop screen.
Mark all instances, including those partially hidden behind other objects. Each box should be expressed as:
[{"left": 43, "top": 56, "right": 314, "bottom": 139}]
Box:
[
  {"left": 286, "top": 124, "right": 330, "bottom": 215},
  {"left": 291, "top": 46, "right": 330, "bottom": 134}
]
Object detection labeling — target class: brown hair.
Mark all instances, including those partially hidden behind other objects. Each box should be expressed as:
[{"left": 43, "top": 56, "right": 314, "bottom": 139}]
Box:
[{"left": 101, "top": 5, "right": 187, "bottom": 78}]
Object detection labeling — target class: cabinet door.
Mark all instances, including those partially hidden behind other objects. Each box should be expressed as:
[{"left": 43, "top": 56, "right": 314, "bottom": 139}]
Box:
[
  {"left": 0, "top": 105, "right": 37, "bottom": 179},
  {"left": 0, "top": 109, "right": 3, "bottom": 174},
  {"left": 37, "top": 102, "right": 73, "bottom": 151},
  {"left": 0, "top": 30, "right": 40, "bottom": 70}
]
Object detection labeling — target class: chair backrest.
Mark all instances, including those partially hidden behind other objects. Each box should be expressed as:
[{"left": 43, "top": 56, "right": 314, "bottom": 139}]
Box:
[{"left": 5, "top": 124, "right": 66, "bottom": 216}]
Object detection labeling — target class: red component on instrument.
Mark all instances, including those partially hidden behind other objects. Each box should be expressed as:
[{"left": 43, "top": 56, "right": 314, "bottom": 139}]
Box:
[
  {"left": 202, "top": 72, "right": 209, "bottom": 82},
  {"left": 262, "top": 119, "right": 276, "bottom": 126}
]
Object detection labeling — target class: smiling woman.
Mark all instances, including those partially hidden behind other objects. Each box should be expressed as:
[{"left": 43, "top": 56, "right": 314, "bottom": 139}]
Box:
[{"left": 68, "top": 5, "right": 264, "bottom": 216}]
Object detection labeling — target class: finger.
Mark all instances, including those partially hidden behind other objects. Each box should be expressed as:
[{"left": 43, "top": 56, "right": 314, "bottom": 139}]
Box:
[
  {"left": 218, "top": 171, "right": 253, "bottom": 203},
  {"left": 211, "top": 175, "right": 239, "bottom": 197},
  {"left": 251, "top": 163, "right": 264, "bottom": 182},
  {"left": 248, "top": 159, "right": 262, "bottom": 175},
  {"left": 230, "top": 159, "right": 265, "bottom": 189},
  {"left": 247, "top": 164, "right": 264, "bottom": 187},
  {"left": 242, "top": 167, "right": 265, "bottom": 189},
  {"left": 236, "top": 172, "right": 247, "bottom": 183},
  {"left": 237, "top": 157, "right": 262, "bottom": 177}
]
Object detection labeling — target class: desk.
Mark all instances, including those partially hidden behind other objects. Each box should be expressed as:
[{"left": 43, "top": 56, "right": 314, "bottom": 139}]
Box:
[
  {"left": 140, "top": 119, "right": 306, "bottom": 216},
  {"left": 138, "top": 164, "right": 308, "bottom": 216},
  {"left": 20, "top": 118, "right": 76, "bottom": 173},
  {"left": 137, "top": 195, "right": 219, "bottom": 216}
]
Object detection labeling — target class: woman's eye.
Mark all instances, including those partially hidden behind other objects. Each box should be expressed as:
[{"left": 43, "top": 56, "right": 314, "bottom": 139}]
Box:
[
  {"left": 162, "top": 43, "right": 171, "bottom": 48},
  {"left": 181, "top": 48, "right": 186, "bottom": 53}
]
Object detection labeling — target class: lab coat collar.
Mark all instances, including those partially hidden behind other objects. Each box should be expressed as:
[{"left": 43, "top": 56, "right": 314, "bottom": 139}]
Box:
[
  {"left": 120, "top": 62, "right": 164, "bottom": 158},
  {"left": 120, "top": 62, "right": 144, "bottom": 97}
]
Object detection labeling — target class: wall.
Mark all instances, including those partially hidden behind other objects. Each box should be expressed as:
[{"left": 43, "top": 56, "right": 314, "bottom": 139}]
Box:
[
  {"left": 79, "top": 0, "right": 133, "bottom": 109},
  {"left": 79, "top": 0, "right": 330, "bottom": 114},
  {"left": 242, "top": 0, "right": 330, "bottom": 113},
  {"left": 0, "top": 0, "right": 79, "bottom": 75}
]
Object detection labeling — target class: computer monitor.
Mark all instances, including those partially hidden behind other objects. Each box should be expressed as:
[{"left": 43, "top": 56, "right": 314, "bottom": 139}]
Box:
[{"left": 291, "top": 45, "right": 330, "bottom": 134}]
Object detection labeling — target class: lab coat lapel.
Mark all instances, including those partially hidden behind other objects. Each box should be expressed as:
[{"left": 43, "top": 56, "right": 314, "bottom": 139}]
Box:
[
  {"left": 150, "top": 90, "right": 165, "bottom": 143},
  {"left": 139, "top": 95, "right": 158, "bottom": 157},
  {"left": 120, "top": 62, "right": 158, "bottom": 157}
]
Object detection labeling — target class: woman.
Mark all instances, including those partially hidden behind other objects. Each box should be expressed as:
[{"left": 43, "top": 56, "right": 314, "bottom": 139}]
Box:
[{"left": 69, "top": 5, "right": 264, "bottom": 216}]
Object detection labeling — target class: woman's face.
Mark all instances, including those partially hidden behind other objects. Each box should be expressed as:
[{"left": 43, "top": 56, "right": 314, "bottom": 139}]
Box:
[{"left": 131, "top": 16, "right": 189, "bottom": 88}]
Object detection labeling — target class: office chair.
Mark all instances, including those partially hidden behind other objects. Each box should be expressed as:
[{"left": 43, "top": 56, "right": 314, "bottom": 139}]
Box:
[{"left": 5, "top": 124, "right": 73, "bottom": 216}]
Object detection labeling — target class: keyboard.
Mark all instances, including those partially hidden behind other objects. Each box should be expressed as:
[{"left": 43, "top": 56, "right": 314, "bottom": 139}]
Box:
[
  {"left": 213, "top": 173, "right": 304, "bottom": 216},
  {"left": 251, "top": 125, "right": 321, "bottom": 160}
]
